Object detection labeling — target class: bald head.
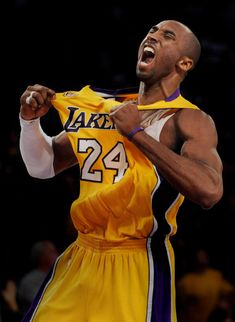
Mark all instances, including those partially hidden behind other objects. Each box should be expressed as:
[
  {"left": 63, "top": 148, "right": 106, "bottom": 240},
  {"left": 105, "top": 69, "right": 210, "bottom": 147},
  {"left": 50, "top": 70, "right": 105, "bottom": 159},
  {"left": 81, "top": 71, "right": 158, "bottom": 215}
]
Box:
[
  {"left": 158, "top": 20, "right": 201, "bottom": 70},
  {"left": 136, "top": 19, "right": 202, "bottom": 84}
]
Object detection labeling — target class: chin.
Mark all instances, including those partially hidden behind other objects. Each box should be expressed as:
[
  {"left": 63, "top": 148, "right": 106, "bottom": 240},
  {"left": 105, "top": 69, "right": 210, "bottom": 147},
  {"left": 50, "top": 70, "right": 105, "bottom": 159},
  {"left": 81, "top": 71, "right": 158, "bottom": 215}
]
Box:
[{"left": 136, "top": 68, "right": 149, "bottom": 81}]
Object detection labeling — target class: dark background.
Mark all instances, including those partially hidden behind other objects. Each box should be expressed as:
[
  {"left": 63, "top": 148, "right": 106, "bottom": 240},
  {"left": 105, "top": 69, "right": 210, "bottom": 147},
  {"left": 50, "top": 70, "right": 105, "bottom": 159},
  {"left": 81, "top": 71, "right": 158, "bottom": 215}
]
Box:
[{"left": 2, "top": 0, "right": 235, "bottom": 285}]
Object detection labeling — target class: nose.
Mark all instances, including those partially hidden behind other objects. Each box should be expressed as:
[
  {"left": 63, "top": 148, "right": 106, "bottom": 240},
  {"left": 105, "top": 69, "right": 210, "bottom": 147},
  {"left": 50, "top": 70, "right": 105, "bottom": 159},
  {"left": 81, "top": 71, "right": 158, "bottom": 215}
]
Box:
[{"left": 146, "top": 35, "right": 158, "bottom": 45}]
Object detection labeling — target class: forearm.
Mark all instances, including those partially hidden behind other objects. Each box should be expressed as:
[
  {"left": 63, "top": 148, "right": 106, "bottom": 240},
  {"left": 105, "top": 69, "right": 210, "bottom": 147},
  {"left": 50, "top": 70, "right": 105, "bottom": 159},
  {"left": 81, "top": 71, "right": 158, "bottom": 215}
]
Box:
[
  {"left": 131, "top": 131, "right": 222, "bottom": 208},
  {"left": 19, "top": 115, "right": 55, "bottom": 179}
]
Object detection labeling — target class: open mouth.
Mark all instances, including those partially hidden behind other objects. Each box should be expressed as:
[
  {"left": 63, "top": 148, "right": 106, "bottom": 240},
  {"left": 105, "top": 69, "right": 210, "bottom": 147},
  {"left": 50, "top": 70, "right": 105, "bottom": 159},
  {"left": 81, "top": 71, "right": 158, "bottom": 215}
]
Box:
[{"left": 141, "top": 46, "right": 155, "bottom": 65}]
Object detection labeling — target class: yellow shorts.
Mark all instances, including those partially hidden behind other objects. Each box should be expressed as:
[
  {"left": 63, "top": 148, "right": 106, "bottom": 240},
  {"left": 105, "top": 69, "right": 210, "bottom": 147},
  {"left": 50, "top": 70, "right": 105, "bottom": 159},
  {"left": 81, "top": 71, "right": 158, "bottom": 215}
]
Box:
[{"left": 22, "top": 233, "right": 176, "bottom": 322}]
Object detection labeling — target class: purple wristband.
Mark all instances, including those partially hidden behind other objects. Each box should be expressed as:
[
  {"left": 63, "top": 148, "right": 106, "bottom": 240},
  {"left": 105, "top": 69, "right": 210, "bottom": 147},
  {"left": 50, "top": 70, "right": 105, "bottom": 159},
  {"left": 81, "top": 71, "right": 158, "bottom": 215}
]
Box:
[{"left": 127, "top": 126, "right": 144, "bottom": 140}]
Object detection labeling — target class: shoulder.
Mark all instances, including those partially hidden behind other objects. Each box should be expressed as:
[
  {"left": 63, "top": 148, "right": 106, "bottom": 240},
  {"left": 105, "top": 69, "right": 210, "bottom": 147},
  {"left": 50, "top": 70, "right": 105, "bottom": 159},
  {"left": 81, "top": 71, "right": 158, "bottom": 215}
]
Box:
[
  {"left": 174, "top": 108, "right": 218, "bottom": 139},
  {"left": 175, "top": 108, "right": 214, "bottom": 124}
]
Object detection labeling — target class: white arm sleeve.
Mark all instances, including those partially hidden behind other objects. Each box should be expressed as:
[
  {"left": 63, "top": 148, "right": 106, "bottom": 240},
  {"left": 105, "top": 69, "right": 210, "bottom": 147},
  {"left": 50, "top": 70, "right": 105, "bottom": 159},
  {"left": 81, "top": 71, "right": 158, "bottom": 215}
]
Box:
[{"left": 19, "top": 114, "right": 55, "bottom": 179}]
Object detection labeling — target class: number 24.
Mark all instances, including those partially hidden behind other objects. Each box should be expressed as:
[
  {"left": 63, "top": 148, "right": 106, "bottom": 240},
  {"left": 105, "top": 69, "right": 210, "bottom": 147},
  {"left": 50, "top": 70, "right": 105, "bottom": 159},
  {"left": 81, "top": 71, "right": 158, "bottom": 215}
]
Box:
[{"left": 78, "top": 139, "right": 129, "bottom": 183}]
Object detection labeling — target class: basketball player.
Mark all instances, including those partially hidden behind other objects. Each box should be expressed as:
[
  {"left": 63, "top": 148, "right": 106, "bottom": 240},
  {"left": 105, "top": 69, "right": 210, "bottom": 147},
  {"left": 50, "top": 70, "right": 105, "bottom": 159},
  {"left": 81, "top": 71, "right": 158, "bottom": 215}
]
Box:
[{"left": 19, "top": 20, "right": 223, "bottom": 322}]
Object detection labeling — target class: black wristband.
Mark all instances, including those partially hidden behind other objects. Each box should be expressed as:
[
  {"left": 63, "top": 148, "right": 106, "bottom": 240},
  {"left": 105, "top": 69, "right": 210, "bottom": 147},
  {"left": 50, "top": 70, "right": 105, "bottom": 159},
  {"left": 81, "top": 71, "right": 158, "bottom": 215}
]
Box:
[{"left": 127, "top": 126, "right": 144, "bottom": 141}]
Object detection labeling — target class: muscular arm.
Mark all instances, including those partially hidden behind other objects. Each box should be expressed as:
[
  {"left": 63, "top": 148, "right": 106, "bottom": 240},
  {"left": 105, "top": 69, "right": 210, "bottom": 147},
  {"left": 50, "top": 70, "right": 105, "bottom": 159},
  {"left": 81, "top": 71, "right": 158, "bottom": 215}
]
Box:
[{"left": 110, "top": 104, "right": 223, "bottom": 208}]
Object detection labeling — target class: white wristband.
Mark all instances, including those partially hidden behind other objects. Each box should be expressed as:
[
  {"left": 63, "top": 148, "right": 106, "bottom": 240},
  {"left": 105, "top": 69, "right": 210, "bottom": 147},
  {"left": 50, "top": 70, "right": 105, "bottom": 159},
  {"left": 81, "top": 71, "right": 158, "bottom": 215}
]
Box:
[{"left": 19, "top": 114, "right": 55, "bottom": 178}]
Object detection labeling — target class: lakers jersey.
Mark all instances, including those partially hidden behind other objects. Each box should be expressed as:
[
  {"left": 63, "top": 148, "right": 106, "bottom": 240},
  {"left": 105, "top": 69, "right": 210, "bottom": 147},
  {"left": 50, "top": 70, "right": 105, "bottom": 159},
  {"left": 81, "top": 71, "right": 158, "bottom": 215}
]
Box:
[
  {"left": 23, "top": 85, "right": 200, "bottom": 322},
  {"left": 51, "top": 85, "right": 198, "bottom": 241}
]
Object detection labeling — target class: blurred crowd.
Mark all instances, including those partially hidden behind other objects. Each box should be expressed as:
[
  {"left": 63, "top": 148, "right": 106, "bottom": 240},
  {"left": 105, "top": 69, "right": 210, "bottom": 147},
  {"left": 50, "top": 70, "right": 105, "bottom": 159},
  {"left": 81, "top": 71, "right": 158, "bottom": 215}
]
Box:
[{"left": 1, "top": 1, "right": 235, "bottom": 321}]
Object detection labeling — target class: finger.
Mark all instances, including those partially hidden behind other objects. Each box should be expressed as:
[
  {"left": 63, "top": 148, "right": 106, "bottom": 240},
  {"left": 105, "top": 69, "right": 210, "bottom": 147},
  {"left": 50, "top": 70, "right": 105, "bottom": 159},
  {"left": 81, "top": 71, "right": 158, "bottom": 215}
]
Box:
[
  {"left": 110, "top": 105, "right": 121, "bottom": 114},
  {"left": 45, "top": 93, "right": 56, "bottom": 107},
  {"left": 25, "top": 91, "right": 40, "bottom": 111},
  {"left": 25, "top": 91, "right": 55, "bottom": 111},
  {"left": 37, "top": 87, "right": 56, "bottom": 103},
  {"left": 26, "top": 85, "right": 55, "bottom": 104},
  {"left": 25, "top": 91, "right": 36, "bottom": 105}
]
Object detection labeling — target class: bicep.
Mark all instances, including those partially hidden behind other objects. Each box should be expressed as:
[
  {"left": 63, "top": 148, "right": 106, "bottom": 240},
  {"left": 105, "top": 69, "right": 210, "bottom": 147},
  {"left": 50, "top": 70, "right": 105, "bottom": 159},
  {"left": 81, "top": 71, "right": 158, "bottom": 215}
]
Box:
[
  {"left": 178, "top": 110, "right": 223, "bottom": 173},
  {"left": 181, "top": 139, "right": 223, "bottom": 174},
  {"left": 52, "top": 131, "right": 78, "bottom": 174}
]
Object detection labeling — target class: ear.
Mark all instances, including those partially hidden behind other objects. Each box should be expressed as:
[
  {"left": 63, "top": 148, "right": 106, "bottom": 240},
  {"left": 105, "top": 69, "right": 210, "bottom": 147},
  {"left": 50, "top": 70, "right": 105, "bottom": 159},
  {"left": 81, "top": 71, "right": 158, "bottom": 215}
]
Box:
[{"left": 176, "top": 56, "right": 194, "bottom": 72}]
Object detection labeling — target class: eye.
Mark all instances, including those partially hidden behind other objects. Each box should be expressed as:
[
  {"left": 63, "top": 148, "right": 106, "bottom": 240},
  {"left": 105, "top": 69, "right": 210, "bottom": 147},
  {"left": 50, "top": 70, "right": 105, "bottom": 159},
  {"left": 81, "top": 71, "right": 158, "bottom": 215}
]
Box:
[
  {"left": 149, "top": 25, "right": 158, "bottom": 34},
  {"left": 163, "top": 31, "right": 176, "bottom": 40}
]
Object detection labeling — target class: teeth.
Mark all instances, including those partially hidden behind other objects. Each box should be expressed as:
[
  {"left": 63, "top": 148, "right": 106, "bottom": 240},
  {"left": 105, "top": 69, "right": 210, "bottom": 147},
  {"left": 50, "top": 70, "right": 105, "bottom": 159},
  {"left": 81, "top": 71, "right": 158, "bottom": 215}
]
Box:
[{"left": 144, "top": 46, "right": 154, "bottom": 54}]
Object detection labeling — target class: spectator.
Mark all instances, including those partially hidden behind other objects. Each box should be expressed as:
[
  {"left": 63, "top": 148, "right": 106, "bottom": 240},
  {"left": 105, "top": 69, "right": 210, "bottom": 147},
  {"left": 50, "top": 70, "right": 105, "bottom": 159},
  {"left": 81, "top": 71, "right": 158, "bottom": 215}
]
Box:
[
  {"left": 18, "top": 240, "right": 59, "bottom": 315},
  {"left": 177, "top": 248, "right": 235, "bottom": 322}
]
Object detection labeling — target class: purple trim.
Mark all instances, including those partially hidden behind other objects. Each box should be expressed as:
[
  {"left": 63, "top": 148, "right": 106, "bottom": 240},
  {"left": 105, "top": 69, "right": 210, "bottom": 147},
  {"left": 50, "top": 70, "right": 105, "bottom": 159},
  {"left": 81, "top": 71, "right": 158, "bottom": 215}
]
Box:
[
  {"left": 165, "top": 88, "right": 180, "bottom": 102},
  {"left": 150, "top": 236, "right": 172, "bottom": 322},
  {"left": 148, "top": 178, "right": 180, "bottom": 322}
]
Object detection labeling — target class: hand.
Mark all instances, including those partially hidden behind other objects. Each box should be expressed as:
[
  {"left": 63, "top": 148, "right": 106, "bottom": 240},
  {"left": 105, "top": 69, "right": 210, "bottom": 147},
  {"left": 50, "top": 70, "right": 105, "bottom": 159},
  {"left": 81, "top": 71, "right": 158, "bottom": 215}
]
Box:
[
  {"left": 20, "top": 84, "right": 56, "bottom": 120},
  {"left": 110, "top": 102, "right": 141, "bottom": 137},
  {"left": 1, "top": 280, "right": 19, "bottom": 312}
]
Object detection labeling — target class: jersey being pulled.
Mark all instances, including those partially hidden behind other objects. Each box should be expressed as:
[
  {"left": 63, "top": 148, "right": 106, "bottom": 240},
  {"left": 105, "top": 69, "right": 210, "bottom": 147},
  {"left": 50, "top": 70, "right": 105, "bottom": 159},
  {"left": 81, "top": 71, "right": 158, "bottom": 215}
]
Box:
[{"left": 51, "top": 85, "right": 199, "bottom": 242}]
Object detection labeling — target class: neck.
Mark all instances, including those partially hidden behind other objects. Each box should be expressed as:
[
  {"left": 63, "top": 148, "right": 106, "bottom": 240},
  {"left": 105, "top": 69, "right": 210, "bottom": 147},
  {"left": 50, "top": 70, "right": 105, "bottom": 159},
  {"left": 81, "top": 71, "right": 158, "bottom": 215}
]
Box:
[{"left": 137, "top": 75, "right": 182, "bottom": 105}]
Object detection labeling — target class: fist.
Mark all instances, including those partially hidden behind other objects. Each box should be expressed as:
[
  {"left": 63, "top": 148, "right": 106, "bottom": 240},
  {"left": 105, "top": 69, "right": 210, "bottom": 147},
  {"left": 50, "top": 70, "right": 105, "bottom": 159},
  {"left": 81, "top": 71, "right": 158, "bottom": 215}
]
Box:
[
  {"left": 20, "top": 84, "right": 56, "bottom": 120},
  {"left": 110, "top": 101, "right": 141, "bottom": 137}
]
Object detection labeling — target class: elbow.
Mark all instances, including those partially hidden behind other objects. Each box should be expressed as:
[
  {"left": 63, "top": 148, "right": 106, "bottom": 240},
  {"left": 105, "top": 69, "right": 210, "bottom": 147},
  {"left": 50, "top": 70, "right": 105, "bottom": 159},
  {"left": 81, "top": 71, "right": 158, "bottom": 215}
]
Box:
[
  {"left": 26, "top": 163, "right": 55, "bottom": 179},
  {"left": 28, "top": 171, "right": 54, "bottom": 180},
  {"left": 199, "top": 183, "right": 223, "bottom": 209}
]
